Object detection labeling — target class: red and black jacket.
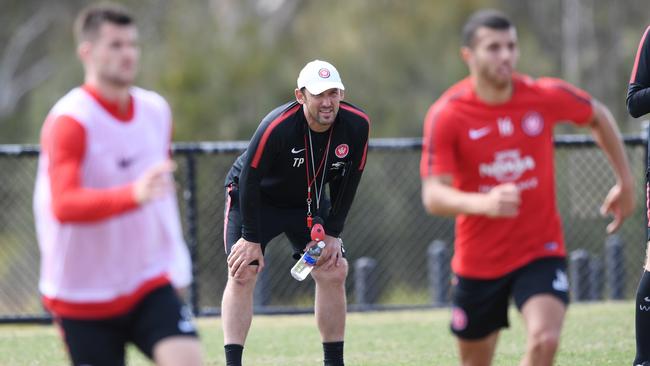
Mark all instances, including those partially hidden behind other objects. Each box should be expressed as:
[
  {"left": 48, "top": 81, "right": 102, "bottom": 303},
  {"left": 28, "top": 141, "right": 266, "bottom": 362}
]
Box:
[
  {"left": 628, "top": 26, "right": 650, "bottom": 118},
  {"left": 225, "top": 100, "right": 370, "bottom": 241}
]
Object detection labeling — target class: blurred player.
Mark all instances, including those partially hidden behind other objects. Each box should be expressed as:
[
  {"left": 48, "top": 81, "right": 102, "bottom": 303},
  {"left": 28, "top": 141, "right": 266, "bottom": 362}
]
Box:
[
  {"left": 221, "top": 59, "right": 370, "bottom": 366},
  {"left": 627, "top": 24, "right": 650, "bottom": 366},
  {"left": 33, "top": 2, "right": 202, "bottom": 365},
  {"left": 420, "top": 9, "right": 634, "bottom": 366}
]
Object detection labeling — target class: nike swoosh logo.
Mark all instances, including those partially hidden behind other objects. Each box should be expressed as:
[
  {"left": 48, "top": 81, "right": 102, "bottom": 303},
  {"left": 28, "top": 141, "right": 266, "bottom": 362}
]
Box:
[
  {"left": 468, "top": 127, "right": 491, "bottom": 140},
  {"left": 291, "top": 148, "right": 306, "bottom": 154},
  {"left": 644, "top": 297, "right": 650, "bottom": 302}
]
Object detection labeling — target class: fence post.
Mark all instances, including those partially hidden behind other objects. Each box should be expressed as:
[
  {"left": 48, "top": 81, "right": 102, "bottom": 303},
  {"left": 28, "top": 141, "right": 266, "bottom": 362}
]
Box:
[
  {"left": 182, "top": 153, "right": 200, "bottom": 315},
  {"left": 354, "top": 257, "right": 379, "bottom": 308},
  {"left": 569, "top": 249, "right": 591, "bottom": 301},
  {"left": 590, "top": 256, "right": 603, "bottom": 300},
  {"left": 427, "top": 240, "right": 450, "bottom": 305},
  {"left": 605, "top": 234, "right": 625, "bottom": 300}
]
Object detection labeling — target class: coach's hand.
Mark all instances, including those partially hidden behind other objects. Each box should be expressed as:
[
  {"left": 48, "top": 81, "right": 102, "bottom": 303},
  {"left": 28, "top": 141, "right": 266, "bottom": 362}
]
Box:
[
  {"left": 227, "top": 238, "right": 264, "bottom": 278},
  {"left": 308, "top": 235, "right": 343, "bottom": 270}
]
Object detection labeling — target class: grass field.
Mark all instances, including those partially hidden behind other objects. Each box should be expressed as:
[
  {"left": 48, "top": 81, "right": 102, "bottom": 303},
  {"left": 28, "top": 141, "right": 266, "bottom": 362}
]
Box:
[{"left": 0, "top": 301, "right": 636, "bottom": 365}]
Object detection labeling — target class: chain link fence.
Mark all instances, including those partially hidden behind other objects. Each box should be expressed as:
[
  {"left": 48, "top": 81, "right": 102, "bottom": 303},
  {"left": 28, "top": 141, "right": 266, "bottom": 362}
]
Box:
[{"left": 0, "top": 136, "right": 647, "bottom": 322}]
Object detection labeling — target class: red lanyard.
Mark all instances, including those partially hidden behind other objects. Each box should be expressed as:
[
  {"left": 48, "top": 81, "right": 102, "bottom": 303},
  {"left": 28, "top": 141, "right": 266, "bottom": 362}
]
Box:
[{"left": 304, "top": 127, "right": 333, "bottom": 228}]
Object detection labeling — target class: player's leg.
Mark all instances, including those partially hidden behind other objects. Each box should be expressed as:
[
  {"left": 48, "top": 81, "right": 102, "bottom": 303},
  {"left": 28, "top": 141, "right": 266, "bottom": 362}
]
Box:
[
  {"left": 518, "top": 295, "right": 565, "bottom": 366},
  {"left": 154, "top": 338, "right": 203, "bottom": 366},
  {"left": 457, "top": 332, "right": 500, "bottom": 366},
  {"left": 129, "top": 284, "right": 202, "bottom": 366},
  {"left": 512, "top": 258, "right": 569, "bottom": 366},
  {"left": 450, "top": 275, "right": 511, "bottom": 366},
  {"left": 634, "top": 239, "right": 650, "bottom": 365},
  {"left": 634, "top": 132, "right": 650, "bottom": 366},
  {"left": 55, "top": 316, "right": 127, "bottom": 366},
  {"left": 634, "top": 173, "right": 650, "bottom": 366}
]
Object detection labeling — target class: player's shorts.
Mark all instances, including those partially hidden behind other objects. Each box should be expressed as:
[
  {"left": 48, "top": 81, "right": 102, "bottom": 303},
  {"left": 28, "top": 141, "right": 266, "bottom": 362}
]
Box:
[
  {"left": 55, "top": 284, "right": 198, "bottom": 366},
  {"left": 646, "top": 129, "right": 650, "bottom": 240},
  {"left": 450, "top": 257, "right": 569, "bottom": 340},
  {"left": 224, "top": 183, "right": 345, "bottom": 260},
  {"left": 646, "top": 176, "right": 650, "bottom": 241}
]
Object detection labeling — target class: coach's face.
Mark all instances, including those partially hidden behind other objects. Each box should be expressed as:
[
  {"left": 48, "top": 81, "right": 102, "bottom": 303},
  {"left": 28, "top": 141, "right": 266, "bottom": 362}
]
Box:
[
  {"left": 463, "top": 26, "right": 519, "bottom": 89},
  {"left": 80, "top": 22, "right": 140, "bottom": 87},
  {"left": 296, "top": 88, "right": 344, "bottom": 132}
]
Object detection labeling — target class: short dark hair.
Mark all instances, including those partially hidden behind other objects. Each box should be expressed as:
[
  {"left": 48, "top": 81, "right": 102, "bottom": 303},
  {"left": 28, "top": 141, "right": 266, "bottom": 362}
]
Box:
[
  {"left": 73, "top": 2, "right": 134, "bottom": 44},
  {"left": 461, "top": 9, "right": 513, "bottom": 47}
]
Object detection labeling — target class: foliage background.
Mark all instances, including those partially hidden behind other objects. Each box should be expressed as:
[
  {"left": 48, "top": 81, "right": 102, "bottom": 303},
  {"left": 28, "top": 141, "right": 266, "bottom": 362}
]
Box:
[{"left": 1, "top": 0, "right": 649, "bottom": 143}]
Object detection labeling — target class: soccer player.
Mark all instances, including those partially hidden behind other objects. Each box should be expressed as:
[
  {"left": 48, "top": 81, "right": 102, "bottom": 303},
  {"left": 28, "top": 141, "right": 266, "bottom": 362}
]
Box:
[
  {"left": 221, "top": 59, "right": 370, "bottom": 366},
  {"left": 627, "top": 25, "right": 650, "bottom": 366},
  {"left": 420, "top": 9, "right": 635, "bottom": 366},
  {"left": 32, "top": 3, "right": 203, "bottom": 365}
]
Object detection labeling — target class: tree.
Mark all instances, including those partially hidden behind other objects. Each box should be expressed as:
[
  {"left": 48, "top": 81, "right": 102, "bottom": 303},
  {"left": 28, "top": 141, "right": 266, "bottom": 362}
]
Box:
[{"left": 0, "top": 4, "right": 63, "bottom": 119}]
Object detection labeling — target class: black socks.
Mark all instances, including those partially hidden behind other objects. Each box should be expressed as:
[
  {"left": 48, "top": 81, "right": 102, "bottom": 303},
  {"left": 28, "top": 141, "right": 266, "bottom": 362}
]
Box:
[
  {"left": 225, "top": 344, "right": 244, "bottom": 366},
  {"left": 225, "top": 341, "right": 343, "bottom": 365},
  {"left": 323, "top": 341, "right": 344, "bottom": 366},
  {"left": 635, "top": 271, "right": 650, "bottom": 365}
]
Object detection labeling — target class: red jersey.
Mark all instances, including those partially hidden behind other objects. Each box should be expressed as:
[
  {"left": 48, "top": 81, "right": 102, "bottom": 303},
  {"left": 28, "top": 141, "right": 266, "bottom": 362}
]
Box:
[{"left": 421, "top": 74, "right": 593, "bottom": 279}]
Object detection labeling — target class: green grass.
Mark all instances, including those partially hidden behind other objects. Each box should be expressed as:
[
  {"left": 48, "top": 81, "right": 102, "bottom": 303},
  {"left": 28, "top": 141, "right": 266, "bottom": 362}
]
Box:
[{"left": 0, "top": 301, "right": 636, "bottom": 365}]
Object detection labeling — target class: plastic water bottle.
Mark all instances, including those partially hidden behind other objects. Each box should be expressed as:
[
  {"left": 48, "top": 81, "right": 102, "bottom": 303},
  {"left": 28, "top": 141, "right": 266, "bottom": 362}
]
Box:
[
  {"left": 290, "top": 241, "right": 326, "bottom": 281},
  {"left": 290, "top": 217, "right": 326, "bottom": 281}
]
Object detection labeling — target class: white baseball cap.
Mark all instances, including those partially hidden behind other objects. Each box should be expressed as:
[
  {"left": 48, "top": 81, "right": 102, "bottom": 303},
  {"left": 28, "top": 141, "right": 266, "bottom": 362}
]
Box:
[{"left": 297, "top": 60, "right": 345, "bottom": 95}]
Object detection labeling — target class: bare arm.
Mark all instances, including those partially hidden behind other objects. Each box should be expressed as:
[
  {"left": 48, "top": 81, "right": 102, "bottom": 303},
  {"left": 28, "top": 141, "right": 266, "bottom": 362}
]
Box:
[
  {"left": 587, "top": 100, "right": 636, "bottom": 233},
  {"left": 421, "top": 175, "right": 520, "bottom": 218}
]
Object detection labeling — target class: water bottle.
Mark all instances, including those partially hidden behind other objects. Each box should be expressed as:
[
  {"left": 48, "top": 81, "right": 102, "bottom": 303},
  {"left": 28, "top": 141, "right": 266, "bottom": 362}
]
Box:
[
  {"left": 290, "top": 241, "right": 325, "bottom": 281},
  {"left": 290, "top": 217, "right": 326, "bottom": 281}
]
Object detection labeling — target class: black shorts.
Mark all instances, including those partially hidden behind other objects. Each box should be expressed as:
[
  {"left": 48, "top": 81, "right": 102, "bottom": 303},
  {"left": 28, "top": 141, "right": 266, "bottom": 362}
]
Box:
[
  {"left": 55, "top": 284, "right": 198, "bottom": 366},
  {"left": 646, "top": 169, "right": 650, "bottom": 240},
  {"left": 647, "top": 128, "right": 650, "bottom": 240},
  {"left": 224, "top": 184, "right": 344, "bottom": 260},
  {"left": 644, "top": 128, "right": 650, "bottom": 365},
  {"left": 450, "top": 257, "right": 569, "bottom": 340}
]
